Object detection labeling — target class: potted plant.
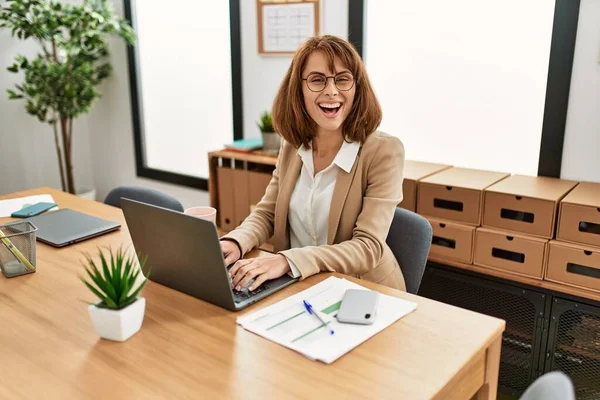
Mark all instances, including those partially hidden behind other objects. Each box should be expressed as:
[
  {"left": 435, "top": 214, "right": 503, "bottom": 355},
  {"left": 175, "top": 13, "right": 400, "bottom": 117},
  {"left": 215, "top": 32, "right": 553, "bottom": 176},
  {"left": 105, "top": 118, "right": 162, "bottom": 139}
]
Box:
[
  {"left": 0, "top": 0, "right": 135, "bottom": 197},
  {"left": 257, "top": 110, "right": 280, "bottom": 154},
  {"left": 80, "top": 247, "right": 149, "bottom": 342}
]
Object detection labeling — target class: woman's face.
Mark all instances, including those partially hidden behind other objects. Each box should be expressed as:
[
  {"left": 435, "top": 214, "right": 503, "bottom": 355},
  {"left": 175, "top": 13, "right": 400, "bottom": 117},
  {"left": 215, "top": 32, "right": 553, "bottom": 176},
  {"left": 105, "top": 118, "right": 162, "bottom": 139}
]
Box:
[{"left": 301, "top": 51, "right": 356, "bottom": 135}]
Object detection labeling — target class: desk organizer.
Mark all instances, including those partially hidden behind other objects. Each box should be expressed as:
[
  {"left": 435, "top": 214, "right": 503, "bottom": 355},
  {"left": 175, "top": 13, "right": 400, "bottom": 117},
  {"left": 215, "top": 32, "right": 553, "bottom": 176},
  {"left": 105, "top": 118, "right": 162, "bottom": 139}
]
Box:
[{"left": 0, "top": 221, "right": 37, "bottom": 278}]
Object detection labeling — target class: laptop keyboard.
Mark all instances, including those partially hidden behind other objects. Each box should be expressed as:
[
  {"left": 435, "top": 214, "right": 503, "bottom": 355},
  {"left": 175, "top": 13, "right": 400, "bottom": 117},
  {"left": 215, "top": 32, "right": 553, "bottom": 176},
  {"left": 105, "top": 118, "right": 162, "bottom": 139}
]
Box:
[
  {"left": 227, "top": 265, "right": 269, "bottom": 303},
  {"left": 233, "top": 283, "right": 269, "bottom": 303}
]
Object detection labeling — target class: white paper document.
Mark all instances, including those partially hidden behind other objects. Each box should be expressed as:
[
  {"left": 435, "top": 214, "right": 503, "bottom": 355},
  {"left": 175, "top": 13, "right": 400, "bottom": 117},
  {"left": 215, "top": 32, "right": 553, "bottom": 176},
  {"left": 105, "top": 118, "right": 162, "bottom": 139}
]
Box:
[
  {"left": 0, "top": 194, "right": 58, "bottom": 218},
  {"left": 237, "top": 276, "right": 418, "bottom": 364}
]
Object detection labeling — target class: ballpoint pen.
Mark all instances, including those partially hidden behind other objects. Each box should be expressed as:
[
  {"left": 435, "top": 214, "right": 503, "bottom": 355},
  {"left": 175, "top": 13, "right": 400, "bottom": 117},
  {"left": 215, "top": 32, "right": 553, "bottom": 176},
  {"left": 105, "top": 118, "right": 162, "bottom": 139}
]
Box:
[{"left": 303, "top": 300, "right": 335, "bottom": 335}]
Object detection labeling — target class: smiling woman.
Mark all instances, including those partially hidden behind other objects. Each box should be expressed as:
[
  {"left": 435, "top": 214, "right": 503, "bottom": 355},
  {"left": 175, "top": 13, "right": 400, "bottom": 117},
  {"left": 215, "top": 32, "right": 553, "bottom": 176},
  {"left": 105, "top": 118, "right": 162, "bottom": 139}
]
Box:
[{"left": 221, "top": 35, "right": 407, "bottom": 293}]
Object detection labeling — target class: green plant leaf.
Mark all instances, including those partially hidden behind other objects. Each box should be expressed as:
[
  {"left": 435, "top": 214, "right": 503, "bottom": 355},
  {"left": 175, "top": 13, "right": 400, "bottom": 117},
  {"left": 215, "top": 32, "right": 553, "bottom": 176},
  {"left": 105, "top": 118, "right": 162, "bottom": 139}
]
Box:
[
  {"left": 7, "top": 64, "right": 18, "bottom": 73},
  {"left": 79, "top": 276, "right": 112, "bottom": 306},
  {"left": 117, "top": 297, "right": 137, "bottom": 310},
  {"left": 118, "top": 277, "right": 131, "bottom": 305},
  {"left": 113, "top": 249, "right": 123, "bottom": 299},
  {"left": 83, "top": 257, "right": 109, "bottom": 297},
  {"left": 122, "top": 281, "right": 146, "bottom": 306},
  {"left": 98, "top": 249, "right": 112, "bottom": 286},
  {"left": 7, "top": 89, "right": 23, "bottom": 99}
]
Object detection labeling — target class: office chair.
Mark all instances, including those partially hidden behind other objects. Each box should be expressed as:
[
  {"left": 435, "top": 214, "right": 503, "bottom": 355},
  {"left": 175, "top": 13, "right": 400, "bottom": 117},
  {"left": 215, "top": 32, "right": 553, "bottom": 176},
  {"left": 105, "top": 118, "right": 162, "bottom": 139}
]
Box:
[
  {"left": 519, "top": 371, "right": 575, "bottom": 400},
  {"left": 386, "top": 207, "right": 433, "bottom": 294},
  {"left": 104, "top": 186, "right": 184, "bottom": 212}
]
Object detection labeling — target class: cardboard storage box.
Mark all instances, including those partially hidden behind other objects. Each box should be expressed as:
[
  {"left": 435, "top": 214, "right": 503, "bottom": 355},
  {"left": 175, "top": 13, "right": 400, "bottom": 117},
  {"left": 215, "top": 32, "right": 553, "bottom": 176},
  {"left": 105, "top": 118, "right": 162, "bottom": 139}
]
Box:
[
  {"left": 483, "top": 175, "right": 578, "bottom": 239},
  {"left": 418, "top": 167, "right": 509, "bottom": 225},
  {"left": 546, "top": 240, "right": 600, "bottom": 293},
  {"left": 427, "top": 217, "right": 475, "bottom": 264},
  {"left": 557, "top": 182, "right": 600, "bottom": 248},
  {"left": 474, "top": 228, "right": 548, "bottom": 279},
  {"left": 399, "top": 161, "right": 451, "bottom": 212}
]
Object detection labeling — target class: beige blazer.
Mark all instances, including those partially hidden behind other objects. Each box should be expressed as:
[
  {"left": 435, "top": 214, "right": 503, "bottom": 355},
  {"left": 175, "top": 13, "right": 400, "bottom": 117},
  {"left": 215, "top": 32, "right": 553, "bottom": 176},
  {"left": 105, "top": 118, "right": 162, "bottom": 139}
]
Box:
[{"left": 222, "top": 131, "right": 406, "bottom": 291}]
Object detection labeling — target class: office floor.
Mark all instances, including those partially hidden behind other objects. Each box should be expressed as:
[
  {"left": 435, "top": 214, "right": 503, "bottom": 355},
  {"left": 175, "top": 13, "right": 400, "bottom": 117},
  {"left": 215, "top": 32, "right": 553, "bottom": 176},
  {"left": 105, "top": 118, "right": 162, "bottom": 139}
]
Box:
[{"left": 498, "top": 392, "right": 518, "bottom": 400}]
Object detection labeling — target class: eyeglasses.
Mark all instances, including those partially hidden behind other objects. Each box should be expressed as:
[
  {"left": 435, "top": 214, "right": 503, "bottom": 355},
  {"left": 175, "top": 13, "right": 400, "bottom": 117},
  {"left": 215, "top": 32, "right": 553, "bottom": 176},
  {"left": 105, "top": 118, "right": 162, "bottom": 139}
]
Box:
[{"left": 302, "top": 72, "right": 355, "bottom": 92}]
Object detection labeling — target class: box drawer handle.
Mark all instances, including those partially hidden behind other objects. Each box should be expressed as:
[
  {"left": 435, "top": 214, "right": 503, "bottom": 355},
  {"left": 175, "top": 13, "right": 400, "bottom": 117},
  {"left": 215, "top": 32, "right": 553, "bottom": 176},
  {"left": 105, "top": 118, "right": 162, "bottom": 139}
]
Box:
[
  {"left": 432, "top": 236, "right": 456, "bottom": 249},
  {"left": 578, "top": 221, "right": 600, "bottom": 236},
  {"left": 567, "top": 262, "right": 600, "bottom": 279},
  {"left": 433, "top": 198, "right": 463, "bottom": 212},
  {"left": 501, "top": 208, "right": 535, "bottom": 223},
  {"left": 492, "top": 247, "right": 525, "bottom": 263}
]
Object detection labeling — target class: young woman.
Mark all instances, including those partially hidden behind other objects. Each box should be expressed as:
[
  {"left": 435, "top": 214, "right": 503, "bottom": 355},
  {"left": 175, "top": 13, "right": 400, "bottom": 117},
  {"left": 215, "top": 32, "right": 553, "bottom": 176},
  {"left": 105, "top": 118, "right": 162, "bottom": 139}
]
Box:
[{"left": 221, "top": 35, "right": 406, "bottom": 291}]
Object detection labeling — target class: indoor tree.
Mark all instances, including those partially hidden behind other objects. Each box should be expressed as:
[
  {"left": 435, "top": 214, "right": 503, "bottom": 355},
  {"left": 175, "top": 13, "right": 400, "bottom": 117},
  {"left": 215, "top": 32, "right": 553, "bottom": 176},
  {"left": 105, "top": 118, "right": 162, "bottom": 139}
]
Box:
[{"left": 0, "top": 0, "right": 135, "bottom": 194}]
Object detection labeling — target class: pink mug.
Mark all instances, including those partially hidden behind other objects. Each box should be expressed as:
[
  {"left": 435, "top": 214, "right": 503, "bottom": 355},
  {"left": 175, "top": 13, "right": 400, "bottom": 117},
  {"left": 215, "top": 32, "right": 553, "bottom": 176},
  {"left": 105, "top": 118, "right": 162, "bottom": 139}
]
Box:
[{"left": 184, "top": 206, "right": 217, "bottom": 224}]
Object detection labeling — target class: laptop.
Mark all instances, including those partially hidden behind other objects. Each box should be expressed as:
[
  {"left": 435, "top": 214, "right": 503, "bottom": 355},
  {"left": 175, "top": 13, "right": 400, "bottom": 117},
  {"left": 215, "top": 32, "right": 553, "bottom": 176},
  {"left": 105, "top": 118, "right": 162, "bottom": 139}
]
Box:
[
  {"left": 121, "top": 198, "right": 297, "bottom": 311},
  {"left": 25, "top": 208, "right": 121, "bottom": 247}
]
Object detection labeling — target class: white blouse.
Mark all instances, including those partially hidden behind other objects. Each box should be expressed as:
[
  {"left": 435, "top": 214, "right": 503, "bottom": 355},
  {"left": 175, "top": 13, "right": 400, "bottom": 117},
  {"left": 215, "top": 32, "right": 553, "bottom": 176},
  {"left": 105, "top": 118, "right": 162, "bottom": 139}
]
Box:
[{"left": 286, "top": 140, "right": 360, "bottom": 277}]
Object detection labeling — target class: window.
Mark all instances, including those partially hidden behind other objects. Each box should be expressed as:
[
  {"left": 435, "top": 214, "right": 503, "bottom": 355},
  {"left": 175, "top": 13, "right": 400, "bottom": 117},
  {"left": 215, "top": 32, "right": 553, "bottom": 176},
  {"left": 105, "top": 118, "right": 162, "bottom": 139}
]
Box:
[
  {"left": 350, "top": 0, "right": 579, "bottom": 177},
  {"left": 125, "top": 0, "right": 242, "bottom": 190}
]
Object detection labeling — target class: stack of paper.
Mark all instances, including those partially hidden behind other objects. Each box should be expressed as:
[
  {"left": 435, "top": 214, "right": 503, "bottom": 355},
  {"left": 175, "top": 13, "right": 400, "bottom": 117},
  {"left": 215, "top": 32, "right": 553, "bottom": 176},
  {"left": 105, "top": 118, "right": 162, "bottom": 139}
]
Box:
[
  {"left": 237, "top": 276, "right": 418, "bottom": 364},
  {"left": 0, "top": 194, "right": 58, "bottom": 218}
]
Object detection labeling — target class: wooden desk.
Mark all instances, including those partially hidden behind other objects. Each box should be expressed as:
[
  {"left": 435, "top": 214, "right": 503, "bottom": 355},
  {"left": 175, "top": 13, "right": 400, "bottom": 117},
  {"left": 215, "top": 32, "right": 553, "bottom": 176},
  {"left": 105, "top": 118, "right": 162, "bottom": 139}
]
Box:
[{"left": 0, "top": 187, "right": 505, "bottom": 399}]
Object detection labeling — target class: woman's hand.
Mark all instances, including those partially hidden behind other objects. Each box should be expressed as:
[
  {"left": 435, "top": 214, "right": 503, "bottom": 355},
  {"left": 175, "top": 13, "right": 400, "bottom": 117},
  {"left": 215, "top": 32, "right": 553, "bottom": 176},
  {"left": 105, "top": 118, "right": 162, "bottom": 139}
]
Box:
[
  {"left": 220, "top": 240, "right": 241, "bottom": 266},
  {"left": 229, "top": 254, "right": 291, "bottom": 291}
]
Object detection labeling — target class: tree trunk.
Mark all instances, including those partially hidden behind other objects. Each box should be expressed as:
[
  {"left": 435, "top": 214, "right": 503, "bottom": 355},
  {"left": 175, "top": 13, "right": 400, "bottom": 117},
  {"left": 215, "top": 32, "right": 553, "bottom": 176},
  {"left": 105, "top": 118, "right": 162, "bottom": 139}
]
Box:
[
  {"left": 52, "top": 119, "right": 66, "bottom": 192},
  {"left": 60, "top": 116, "right": 76, "bottom": 194}
]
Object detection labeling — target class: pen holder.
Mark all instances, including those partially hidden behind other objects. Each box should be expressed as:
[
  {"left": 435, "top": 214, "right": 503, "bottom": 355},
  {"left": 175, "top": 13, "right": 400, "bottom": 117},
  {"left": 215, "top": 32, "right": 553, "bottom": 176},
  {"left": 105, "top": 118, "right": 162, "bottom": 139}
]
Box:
[{"left": 0, "top": 221, "right": 38, "bottom": 278}]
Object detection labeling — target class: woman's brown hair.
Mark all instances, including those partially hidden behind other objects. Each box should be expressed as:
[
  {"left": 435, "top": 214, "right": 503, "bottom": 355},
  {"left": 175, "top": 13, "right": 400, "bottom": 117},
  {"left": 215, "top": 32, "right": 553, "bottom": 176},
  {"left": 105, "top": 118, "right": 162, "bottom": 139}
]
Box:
[{"left": 271, "top": 35, "right": 382, "bottom": 149}]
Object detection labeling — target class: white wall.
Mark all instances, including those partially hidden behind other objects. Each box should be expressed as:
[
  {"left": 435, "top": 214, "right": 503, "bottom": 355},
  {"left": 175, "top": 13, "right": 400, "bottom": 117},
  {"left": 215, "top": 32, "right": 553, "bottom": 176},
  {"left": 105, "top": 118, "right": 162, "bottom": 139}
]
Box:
[
  {"left": 560, "top": 0, "right": 600, "bottom": 184},
  {"left": 0, "top": 30, "right": 94, "bottom": 195}
]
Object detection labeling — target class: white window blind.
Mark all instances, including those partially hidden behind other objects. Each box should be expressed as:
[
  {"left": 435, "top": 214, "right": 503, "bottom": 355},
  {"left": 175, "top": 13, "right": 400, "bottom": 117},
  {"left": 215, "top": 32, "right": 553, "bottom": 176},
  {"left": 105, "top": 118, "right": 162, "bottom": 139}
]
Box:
[
  {"left": 365, "top": 0, "right": 556, "bottom": 175},
  {"left": 134, "top": 0, "right": 234, "bottom": 179}
]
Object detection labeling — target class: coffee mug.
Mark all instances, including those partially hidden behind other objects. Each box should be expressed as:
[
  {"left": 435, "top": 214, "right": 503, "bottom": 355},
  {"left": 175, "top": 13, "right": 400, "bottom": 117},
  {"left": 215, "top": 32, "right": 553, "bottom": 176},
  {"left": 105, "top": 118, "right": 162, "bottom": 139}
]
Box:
[{"left": 184, "top": 206, "right": 217, "bottom": 224}]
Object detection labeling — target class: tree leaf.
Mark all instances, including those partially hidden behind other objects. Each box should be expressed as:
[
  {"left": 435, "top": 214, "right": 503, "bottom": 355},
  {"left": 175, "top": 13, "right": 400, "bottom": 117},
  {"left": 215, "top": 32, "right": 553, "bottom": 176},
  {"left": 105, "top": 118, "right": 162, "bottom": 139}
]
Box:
[{"left": 7, "top": 89, "right": 23, "bottom": 99}]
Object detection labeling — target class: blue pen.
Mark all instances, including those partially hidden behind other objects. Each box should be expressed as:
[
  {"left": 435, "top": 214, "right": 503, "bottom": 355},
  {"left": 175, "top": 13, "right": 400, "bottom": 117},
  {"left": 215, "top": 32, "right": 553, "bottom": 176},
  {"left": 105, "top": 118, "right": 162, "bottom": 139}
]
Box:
[{"left": 303, "top": 300, "right": 335, "bottom": 335}]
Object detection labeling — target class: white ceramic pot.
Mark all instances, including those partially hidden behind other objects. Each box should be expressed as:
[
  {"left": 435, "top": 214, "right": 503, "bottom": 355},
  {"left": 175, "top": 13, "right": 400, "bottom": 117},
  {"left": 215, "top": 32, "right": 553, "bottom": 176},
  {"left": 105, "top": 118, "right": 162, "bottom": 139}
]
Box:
[
  {"left": 77, "top": 187, "right": 97, "bottom": 201},
  {"left": 87, "top": 297, "right": 146, "bottom": 342}
]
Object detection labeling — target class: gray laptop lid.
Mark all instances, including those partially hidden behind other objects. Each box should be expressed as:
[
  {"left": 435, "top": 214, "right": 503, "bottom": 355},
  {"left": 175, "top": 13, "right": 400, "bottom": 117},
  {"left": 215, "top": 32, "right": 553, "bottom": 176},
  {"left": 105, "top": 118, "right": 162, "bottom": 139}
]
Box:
[
  {"left": 26, "top": 208, "right": 121, "bottom": 247},
  {"left": 121, "top": 198, "right": 237, "bottom": 310}
]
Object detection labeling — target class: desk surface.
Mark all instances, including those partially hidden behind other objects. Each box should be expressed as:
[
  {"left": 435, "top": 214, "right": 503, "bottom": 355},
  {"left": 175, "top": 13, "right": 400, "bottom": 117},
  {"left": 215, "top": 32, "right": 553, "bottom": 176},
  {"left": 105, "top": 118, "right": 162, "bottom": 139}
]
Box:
[{"left": 0, "top": 188, "right": 505, "bottom": 399}]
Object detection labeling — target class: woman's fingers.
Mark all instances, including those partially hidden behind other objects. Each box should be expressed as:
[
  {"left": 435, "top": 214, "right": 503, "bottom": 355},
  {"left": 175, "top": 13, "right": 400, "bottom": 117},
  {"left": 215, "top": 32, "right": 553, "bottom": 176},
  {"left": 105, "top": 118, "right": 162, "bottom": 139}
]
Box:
[
  {"left": 248, "top": 273, "right": 269, "bottom": 291},
  {"left": 231, "top": 260, "right": 259, "bottom": 288},
  {"left": 224, "top": 252, "right": 237, "bottom": 267},
  {"left": 236, "top": 264, "right": 267, "bottom": 291},
  {"left": 229, "top": 258, "right": 252, "bottom": 277}
]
